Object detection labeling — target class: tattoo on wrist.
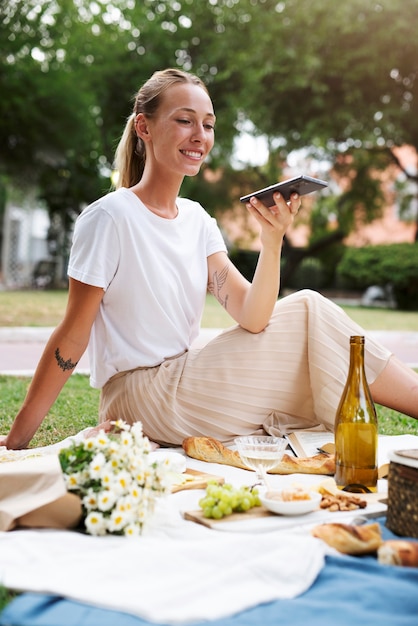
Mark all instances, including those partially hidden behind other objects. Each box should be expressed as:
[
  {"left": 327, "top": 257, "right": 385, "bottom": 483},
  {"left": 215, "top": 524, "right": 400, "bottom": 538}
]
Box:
[
  {"left": 208, "top": 264, "right": 229, "bottom": 309},
  {"left": 55, "top": 347, "right": 79, "bottom": 372}
]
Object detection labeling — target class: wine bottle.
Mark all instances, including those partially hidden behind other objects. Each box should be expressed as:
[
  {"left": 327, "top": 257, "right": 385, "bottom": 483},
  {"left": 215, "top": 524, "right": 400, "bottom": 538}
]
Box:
[{"left": 334, "top": 335, "right": 378, "bottom": 493}]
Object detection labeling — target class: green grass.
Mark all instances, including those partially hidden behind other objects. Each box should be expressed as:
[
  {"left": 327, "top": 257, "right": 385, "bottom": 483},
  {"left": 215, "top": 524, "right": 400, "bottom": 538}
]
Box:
[
  {"left": 0, "top": 374, "right": 100, "bottom": 448},
  {"left": 0, "top": 586, "right": 17, "bottom": 613},
  {"left": 2, "top": 290, "right": 418, "bottom": 330},
  {"left": 336, "top": 304, "right": 418, "bottom": 332},
  {"left": 0, "top": 290, "right": 69, "bottom": 327}
]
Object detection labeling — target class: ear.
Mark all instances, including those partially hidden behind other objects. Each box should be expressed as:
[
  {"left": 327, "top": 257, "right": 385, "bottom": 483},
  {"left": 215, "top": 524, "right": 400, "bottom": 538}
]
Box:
[{"left": 135, "top": 114, "right": 152, "bottom": 142}]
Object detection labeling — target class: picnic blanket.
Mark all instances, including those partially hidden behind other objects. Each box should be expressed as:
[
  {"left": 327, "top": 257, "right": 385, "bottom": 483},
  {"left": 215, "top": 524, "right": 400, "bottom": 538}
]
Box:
[
  {"left": 0, "top": 518, "right": 324, "bottom": 624},
  {"left": 1, "top": 519, "right": 418, "bottom": 626},
  {"left": 0, "top": 437, "right": 326, "bottom": 624},
  {"left": 0, "top": 433, "right": 417, "bottom": 625}
]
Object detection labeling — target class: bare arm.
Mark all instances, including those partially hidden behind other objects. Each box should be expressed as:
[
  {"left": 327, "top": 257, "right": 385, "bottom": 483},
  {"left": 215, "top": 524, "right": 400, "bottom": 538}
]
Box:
[
  {"left": 208, "top": 191, "right": 301, "bottom": 333},
  {"left": 0, "top": 279, "right": 104, "bottom": 449}
]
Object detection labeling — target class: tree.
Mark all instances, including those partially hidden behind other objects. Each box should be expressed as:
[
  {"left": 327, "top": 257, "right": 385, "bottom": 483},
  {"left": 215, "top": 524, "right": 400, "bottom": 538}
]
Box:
[
  {"left": 187, "top": 0, "right": 418, "bottom": 280},
  {"left": 211, "top": 0, "right": 418, "bottom": 239},
  {"left": 1, "top": 0, "right": 418, "bottom": 287},
  {"left": 0, "top": 0, "right": 194, "bottom": 284}
]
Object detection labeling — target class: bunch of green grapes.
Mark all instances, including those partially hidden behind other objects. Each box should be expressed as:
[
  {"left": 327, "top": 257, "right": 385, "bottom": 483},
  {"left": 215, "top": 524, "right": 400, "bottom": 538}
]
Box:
[{"left": 198, "top": 481, "right": 261, "bottom": 519}]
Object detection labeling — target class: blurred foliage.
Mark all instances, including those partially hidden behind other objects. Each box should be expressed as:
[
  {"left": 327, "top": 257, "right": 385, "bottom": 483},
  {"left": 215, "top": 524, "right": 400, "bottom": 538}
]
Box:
[
  {"left": 1, "top": 0, "right": 418, "bottom": 285},
  {"left": 337, "top": 243, "right": 418, "bottom": 310}
]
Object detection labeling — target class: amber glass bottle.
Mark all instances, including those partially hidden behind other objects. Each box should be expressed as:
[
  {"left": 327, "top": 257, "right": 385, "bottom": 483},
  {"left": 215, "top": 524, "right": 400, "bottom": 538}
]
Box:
[{"left": 334, "top": 336, "right": 378, "bottom": 493}]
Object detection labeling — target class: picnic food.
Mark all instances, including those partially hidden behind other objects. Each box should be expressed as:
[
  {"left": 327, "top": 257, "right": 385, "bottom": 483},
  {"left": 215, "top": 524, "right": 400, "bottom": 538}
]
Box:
[
  {"left": 319, "top": 492, "right": 367, "bottom": 512},
  {"left": 275, "top": 487, "right": 313, "bottom": 501},
  {"left": 182, "top": 436, "right": 335, "bottom": 475},
  {"left": 313, "top": 477, "right": 368, "bottom": 511},
  {"left": 198, "top": 482, "right": 261, "bottom": 519},
  {"left": 311, "top": 522, "right": 383, "bottom": 555},
  {"left": 378, "top": 540, "right": 418, "bottom": 567}
]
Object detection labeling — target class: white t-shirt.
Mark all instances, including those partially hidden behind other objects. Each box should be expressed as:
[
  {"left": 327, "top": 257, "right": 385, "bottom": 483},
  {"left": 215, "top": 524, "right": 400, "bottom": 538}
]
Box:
[{"left": 68, "top": 187, "right": 227, "bottom": 388}]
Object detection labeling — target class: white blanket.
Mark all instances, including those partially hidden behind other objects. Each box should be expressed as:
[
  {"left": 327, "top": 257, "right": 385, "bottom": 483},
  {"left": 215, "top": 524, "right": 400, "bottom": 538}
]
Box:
[
  {"left": 0, "top": 434, "right": 327, "bottom": 623},
  {"left": 0, "top": 509, "right": 324, "bottom": 624}
]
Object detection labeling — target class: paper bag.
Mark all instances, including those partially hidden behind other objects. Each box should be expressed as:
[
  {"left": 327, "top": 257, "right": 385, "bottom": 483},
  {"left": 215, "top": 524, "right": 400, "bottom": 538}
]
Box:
[{"left": 0, "top": 454, "right": 82, "bottom": 531}]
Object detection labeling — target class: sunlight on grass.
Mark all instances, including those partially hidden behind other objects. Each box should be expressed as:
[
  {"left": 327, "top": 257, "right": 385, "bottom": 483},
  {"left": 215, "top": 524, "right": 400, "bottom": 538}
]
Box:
[
  {"left": 339, "top": 305, "right": 418, "bottom": 331},
  {"left": 0, "top": 290, "right": 69, "bottom": 327},
  {"left": 1, "top": 290, "right": 418, "bottom": 330},
  {"left": 201, "top": 294, "right": 235, "bottom": 328}
]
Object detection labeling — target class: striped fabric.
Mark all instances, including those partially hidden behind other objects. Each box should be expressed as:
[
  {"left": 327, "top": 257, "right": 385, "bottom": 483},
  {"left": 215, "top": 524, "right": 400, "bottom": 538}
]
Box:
[{"left": 99, "top": 290, "right": 391, "bottom": 446}]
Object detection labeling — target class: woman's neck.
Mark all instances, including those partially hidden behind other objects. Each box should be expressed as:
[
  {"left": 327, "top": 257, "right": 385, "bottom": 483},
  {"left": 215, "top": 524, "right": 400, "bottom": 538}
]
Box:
[{"left": 130, "top": 172, "right": 182, "bottom": 219}]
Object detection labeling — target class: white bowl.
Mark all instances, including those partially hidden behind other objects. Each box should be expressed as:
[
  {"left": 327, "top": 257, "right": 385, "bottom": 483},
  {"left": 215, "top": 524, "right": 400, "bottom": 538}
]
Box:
[{"left": 259, "top": 489, "right": 322, "bottom": 516}]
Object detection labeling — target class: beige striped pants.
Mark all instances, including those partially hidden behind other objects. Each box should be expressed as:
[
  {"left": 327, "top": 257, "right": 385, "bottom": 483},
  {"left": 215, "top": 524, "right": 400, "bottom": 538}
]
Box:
[{"left": 99, "top": 289, "right": 391, "bottom": 446}]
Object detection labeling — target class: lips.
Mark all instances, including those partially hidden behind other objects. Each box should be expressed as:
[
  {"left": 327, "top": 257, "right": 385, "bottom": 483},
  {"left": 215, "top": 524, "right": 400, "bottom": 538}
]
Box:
[{"left": 180, "top": 150, "right": 203, "bottom": 160}]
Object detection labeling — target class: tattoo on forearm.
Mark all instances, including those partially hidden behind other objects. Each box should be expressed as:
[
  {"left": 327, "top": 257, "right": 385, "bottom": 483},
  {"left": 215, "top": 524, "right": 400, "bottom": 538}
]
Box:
[
  {"left": 208, "top": 264, "right": 229, "bottom": 309},
  {"left": 55, "top": 347, "right": 79, "bottom": 372}
]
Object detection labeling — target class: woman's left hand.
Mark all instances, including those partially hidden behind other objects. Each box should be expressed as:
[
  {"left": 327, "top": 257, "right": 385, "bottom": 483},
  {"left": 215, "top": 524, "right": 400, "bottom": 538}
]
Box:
[{"left": 246, "top": 191, "right": 301, "bottom": 249}]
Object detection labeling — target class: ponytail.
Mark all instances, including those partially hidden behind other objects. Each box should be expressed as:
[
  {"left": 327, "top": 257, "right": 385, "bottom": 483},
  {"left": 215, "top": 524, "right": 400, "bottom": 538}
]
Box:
[
  {"left": 113, "top": 114, "right": 145, "bottom": 189},
  {"left": 113, "top": 68, "right": 209, "bottom": 189}
]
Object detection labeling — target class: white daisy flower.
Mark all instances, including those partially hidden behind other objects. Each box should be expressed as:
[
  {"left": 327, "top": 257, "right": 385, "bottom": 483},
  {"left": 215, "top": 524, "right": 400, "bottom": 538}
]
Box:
[
  {"left": 83, "top": 489, "right": 98, "bottom": 510},
  {"left": 108, "top": 508, "right": 129, "bottom": 533},
  {"left": 97, "top": 489, "right": 117, "bottom": 512},
  {"left": 88, "top": 451, "right": 106, "bottom": 479},
  {"left": 85, "top": 511, "right": 107, "bottom": 536},
  {"left": 65, "top": 472, "right": 83, "bottom": 489},
  {"left": 120, "top": 431, "right": 133, "bottom": 448},
  {"left": 123, "top": 523, "right": 141, "bottom": 537},
  {"left": 113, "top": 469, "right": 132, "bottom": 494}
]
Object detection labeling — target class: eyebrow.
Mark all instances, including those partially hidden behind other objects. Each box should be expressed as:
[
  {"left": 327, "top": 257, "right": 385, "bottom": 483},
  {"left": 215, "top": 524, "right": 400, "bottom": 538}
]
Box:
[{"left": 177, "top": 107, "right": 216, "bottom": 120}]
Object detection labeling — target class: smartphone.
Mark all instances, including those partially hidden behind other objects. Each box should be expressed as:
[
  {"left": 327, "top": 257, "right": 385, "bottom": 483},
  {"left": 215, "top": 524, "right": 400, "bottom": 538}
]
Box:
[{"left": 239, "top": 175, "right": 328, "bottom": 207}]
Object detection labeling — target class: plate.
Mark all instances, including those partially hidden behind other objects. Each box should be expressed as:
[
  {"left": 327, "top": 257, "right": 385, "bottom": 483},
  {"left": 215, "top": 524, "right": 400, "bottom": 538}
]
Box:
[
  {"left": 259, "top": 489, "right": 322, "bottom": 516},
  {"left": 171, "top": 468, "right": 224, "bottom": 493}
]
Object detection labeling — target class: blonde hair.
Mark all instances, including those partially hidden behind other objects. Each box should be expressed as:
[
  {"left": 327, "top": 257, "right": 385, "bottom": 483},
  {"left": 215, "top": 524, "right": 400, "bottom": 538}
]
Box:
[{"left": 113, "top": 68, "right": 209, "bottom": 189}]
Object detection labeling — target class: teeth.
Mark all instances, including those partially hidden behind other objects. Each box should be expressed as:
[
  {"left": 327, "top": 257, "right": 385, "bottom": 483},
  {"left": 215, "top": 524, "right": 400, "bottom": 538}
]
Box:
[{"left": 181, "top": 150, "right": 202, "bottom": 158}]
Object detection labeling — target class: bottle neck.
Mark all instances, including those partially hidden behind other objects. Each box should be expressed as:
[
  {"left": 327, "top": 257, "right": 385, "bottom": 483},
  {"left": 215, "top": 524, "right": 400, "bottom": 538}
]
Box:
[{"left": 348, "top": 336, "right": 365, "bottom": 376}]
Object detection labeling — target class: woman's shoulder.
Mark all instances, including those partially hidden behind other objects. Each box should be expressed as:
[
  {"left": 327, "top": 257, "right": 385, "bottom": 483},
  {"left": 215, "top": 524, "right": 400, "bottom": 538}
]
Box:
[
  {"left": 78, "top": 188, "right": 135, "bottom": 223},
  {"left": 86, "top": 187, "right": 132, "bottom": 211},
  {"left": 177, "top": 197, "right": 213, "bottom": 221}
]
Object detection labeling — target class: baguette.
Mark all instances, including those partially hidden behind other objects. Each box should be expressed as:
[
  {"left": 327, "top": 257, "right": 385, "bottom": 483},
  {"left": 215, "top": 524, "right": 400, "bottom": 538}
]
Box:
[
  {"left": 378, "top": 540, "right": 418, "bottom": 567},
  {"left": 311, "top": 522, "right": 383, "bottom": 555},
  {"left": 182, "top": 436, "right": 335, "bottom": 475}
]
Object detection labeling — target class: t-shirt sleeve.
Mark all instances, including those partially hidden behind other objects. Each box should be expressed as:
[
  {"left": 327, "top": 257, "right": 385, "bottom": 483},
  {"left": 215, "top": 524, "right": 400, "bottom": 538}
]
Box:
[
  {"left": 206, "top": 214, "right": 228, "bottom": 257},
  {"left": 67, "top": 206, "right": 120, "bottom": 289}
]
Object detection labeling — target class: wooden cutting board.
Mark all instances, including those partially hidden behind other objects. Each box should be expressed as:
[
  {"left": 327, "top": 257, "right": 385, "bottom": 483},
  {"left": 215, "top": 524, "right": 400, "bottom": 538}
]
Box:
[
  {"left": 171, "top": 468, "right": 225, "bottom": 493},
  {"left": 182, "top": 490, "right": 387, "bottom": 528},
  {"left": 183, "top": 506, "right": 272, "bottom": 528}
]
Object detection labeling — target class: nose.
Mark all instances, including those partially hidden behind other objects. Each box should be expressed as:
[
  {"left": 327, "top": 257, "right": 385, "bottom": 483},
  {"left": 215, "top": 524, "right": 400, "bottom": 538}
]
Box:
[{"left": 192, "top": 123, "right": 205, "bottom": 142}]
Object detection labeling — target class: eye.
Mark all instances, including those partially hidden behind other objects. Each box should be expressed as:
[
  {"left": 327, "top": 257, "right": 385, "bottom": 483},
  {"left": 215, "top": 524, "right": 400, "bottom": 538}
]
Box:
[
  {"left": 176, "top": 118, "right": 191, "bottom": 125},
  {"left": 204, "top": 123, "right": 215, "bottom": 131}
]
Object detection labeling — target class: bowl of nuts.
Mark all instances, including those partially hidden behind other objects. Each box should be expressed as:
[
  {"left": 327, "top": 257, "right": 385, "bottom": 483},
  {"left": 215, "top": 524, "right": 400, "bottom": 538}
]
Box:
[{"left": 259, "top": 486, "right": 322, "bottom": 516}]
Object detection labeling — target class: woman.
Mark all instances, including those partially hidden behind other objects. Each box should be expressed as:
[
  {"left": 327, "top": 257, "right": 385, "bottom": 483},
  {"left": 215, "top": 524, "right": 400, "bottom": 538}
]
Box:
[{"left": 1, "top": 68, "right": 418, "bottom": 450}]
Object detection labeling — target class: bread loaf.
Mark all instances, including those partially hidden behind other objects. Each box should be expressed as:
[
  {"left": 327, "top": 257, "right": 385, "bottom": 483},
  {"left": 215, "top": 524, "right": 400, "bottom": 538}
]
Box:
[
  {"left": 182, "top": 436, "right": 335, "bottom": 475},
  {"left": 311, "top": 522, "right": 383, "bottom": 555},
  {"left": 378, "top": 540, "right": 418, "bottom": 567}
]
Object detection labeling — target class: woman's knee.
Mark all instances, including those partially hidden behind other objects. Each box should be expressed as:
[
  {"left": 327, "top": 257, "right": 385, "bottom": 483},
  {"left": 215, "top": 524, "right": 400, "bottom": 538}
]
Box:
[{"left": 274, "top": 288, "right": 326, "bottom": 313}]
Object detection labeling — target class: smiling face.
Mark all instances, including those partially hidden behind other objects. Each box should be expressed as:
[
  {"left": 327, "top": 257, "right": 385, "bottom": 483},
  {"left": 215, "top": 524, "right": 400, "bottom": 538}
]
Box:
[{"left": 136, "top": 82, "right": 216, "bottom": 179}]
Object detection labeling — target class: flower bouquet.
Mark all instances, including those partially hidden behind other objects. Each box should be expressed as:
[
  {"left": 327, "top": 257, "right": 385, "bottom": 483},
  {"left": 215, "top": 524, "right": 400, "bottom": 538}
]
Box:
[{"left": 58, "top": 420, "right": 172, "bottom": 536}]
